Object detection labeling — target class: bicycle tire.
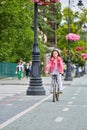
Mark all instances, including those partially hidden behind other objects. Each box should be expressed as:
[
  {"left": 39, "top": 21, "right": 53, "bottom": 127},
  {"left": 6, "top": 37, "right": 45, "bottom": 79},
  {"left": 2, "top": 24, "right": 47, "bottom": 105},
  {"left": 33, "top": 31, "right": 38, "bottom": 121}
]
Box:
[
  {"left": 53, "top": 84, "right": 56, "bottom": 102},
  {"left": 56, "top": 93, "right": 59, "bottom": 101}
]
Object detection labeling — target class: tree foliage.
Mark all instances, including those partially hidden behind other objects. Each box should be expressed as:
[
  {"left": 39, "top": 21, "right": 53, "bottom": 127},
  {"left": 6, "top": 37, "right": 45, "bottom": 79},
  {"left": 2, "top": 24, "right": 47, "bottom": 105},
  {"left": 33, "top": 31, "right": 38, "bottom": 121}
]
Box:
[
  {"left": 38, "top": 2, "right": 62, "bottom": 45},
  {"left": 0, "top": 0, "right": 34, "bottom": 62},
  {"left": 57, "top": 7, "right": 87, "bottom": 65},
  {"left": 1, "top": 0, "right": 87, "bottom": 66},
  {"left": 0, "top": 0, "right": 59, "bottom": 62}
]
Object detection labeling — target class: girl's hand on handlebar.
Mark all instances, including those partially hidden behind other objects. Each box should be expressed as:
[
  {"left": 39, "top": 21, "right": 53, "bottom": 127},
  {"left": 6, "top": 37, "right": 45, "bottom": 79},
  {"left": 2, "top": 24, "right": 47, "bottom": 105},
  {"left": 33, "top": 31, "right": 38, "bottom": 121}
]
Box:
[{"left": 45, "top": 72, "right": 51, "bottom": 76}]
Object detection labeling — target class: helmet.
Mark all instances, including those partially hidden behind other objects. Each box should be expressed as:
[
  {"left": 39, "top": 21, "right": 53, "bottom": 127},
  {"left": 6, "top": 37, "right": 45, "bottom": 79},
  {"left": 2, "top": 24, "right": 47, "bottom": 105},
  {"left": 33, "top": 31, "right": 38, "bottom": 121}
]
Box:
[{"left": 51, "top": 48, "right": 61, "bottom": 57}]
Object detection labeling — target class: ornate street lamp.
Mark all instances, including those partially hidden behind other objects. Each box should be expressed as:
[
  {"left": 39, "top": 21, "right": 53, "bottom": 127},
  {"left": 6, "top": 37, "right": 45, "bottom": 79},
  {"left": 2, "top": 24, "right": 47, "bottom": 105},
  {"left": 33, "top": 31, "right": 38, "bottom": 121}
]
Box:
[
  {"left": 26, "top": 3, "right": 45, "bottom": 95},
  {"left": 27, "top": 0, "right": 59, "bottom": 95},
  {"left": 82, "top": 23, "right": 87, "bottom": 52},
  {"left": 82, "top": 23, "right": 87, "bottom": 74},
  {"left": 75, "top": 46, "right": 84, "bottom": 77},
  {"left": 64, "top": 0, "right": 73, "bottom": 81},
  {"left": 64, "top": 0, "right": 83, "bottom": 81}
]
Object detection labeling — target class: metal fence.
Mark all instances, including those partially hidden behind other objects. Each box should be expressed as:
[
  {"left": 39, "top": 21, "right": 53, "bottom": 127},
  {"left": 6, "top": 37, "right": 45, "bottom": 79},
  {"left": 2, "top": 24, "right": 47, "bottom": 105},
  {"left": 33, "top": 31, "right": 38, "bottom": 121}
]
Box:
[{"left": 0, "top": 62, "right": 17, "bottom": 78}]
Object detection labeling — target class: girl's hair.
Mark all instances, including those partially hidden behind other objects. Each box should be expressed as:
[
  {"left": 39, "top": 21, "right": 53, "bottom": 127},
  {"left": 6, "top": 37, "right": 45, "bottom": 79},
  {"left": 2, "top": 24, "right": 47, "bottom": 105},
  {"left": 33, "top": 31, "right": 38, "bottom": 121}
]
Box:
[{"left": 50, "top": 48, "right": 60, "bottom": 58}]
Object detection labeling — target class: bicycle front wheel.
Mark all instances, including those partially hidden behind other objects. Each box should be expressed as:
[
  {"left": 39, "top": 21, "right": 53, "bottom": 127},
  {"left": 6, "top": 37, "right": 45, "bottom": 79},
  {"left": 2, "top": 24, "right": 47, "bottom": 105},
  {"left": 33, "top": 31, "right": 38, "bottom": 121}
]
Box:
[
  {"left": 53, "top": 85, "right": 56, "bottom": 102},
  {"left": 56, "top": 92, "right": 59, "bottom": 101}
]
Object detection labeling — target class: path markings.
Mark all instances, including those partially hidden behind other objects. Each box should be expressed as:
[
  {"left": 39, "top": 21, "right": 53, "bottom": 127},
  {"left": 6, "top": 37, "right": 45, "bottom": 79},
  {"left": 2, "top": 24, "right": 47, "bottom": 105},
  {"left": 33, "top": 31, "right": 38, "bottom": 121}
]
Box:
[
  {"left": 0, "top": 94, "right": 52, "bottom": 129},
  {"left": 55, "top": 117, "right": 63, "bottom": 123},
  {"left": 68, "top": 101, "right": 73, "bottom": 104},
  {"left": 62, "top": 107, "right": 69, "bottom": 111},
  {"left": 72, "top": 97, "right": 76, "bottom": 99}
]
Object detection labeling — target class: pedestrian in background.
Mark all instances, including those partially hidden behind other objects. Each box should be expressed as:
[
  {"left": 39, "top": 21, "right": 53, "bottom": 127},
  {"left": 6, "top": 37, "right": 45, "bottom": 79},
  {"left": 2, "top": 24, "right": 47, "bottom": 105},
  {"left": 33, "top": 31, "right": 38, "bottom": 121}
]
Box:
[
  {"left": 29, "top": 61, "right": 32, "bottom": 74},
  {"left": 19, "top": 59, "right": 24, "bottom": 78},
  {"left": 16, "top": 60, "right": 24, "bottom": 80},
  {"left": 45, "top": 48, "right": 64, "bottom": 94},
  {"left": 25, "top": 62, "right": 30, "bottom": 78}
]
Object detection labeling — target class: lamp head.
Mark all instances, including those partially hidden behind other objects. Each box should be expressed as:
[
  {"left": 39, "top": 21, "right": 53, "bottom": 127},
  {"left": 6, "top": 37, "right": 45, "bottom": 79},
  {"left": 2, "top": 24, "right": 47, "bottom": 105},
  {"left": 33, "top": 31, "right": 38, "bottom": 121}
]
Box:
[
  {"left": 77, "top": 0, "right": 83, "bottom": 7},
  {"left": 82, "top": 23, "right": 87, "bottom": 31}
]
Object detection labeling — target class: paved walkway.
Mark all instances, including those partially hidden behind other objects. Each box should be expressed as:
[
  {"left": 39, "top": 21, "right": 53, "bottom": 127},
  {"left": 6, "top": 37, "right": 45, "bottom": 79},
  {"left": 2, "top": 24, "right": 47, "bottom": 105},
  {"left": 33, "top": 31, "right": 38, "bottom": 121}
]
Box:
[
  {"left": 0, "top": 75, "right": 87, "bottom": 130},
  {"left": 0, "top": 76, "right": 71, "bottom": 85}
]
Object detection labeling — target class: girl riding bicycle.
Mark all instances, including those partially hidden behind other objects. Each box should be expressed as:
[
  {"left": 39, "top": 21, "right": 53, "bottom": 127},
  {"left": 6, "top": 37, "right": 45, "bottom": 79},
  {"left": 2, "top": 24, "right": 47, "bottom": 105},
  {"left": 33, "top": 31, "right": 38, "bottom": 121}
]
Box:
[{"left": 45, "top": 48, "right": 64, "bottom": 94}]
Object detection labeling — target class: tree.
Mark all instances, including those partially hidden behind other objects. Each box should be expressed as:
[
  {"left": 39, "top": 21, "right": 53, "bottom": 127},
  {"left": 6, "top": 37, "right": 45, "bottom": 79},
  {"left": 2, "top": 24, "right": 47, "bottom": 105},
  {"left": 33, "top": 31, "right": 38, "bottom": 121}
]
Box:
[
  {"left": 0, "top": 0, "right": 34, "bottom": 62},
  {"left": 38, "top": 2, "right": 62, "bottom": 46},
  {"left": 0, "top": 1, "right": 60, "bottom": 62}
]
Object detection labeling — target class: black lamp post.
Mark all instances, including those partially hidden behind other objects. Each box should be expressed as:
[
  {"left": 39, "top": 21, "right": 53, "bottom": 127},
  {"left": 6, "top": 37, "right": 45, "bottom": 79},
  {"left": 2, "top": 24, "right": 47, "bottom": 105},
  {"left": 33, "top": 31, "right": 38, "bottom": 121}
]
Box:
[
  {"left": 26, "top": 3, "right": 45, "bottom": 95},
  {"left": 52, "top": 21, "right": 57, "bottom": 46},
  {"left": 64, "top": 0, "right": 72, "bottom": 81},
  {"left": 54, "top": 21, "right": 57, "bottom": 46},
  {"left": 82, "top": 24, "right": 87, "bottom": 52},
  {"left": 82, "top": 23, "right": 87, "bottom": 74},
  {"left": 75, "top": 64, "right": 80, "bottom": 77},
  {"left": 65, "top": 0, "right": 83, "bottom": 81}
]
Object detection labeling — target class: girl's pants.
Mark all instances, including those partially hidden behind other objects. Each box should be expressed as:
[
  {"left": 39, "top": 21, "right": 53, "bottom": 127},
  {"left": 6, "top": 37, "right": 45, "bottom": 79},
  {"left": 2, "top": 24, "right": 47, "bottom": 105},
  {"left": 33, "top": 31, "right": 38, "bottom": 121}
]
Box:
[{"left": 50, "top": 74, "right": 63, "bottom": 92}]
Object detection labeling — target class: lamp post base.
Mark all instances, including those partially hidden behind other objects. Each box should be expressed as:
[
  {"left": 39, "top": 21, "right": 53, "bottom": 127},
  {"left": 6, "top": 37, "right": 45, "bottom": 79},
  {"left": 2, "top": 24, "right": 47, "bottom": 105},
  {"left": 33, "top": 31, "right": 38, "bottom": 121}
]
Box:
[
  {"left": 26, "top": 77, "right": 45, "bottom": 95},
  {"left": 75, "top": 64, "right": 80, "bottom": 77},
  {"left": 64, "top": 64, "right": 73, "bottom": 81},
  {"left": 75, "top": 73, "right": 80, "bottom": 77},
  {"left": 64, "top": 76, "right": 72, "bottom": 81}
]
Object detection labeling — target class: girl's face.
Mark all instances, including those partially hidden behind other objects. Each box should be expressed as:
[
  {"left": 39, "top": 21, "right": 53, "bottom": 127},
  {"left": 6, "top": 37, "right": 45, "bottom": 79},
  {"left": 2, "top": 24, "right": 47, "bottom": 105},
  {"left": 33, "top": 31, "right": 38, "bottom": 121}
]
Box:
[{"left": 52, "top": 51, "right": 58, "bottom": 59}]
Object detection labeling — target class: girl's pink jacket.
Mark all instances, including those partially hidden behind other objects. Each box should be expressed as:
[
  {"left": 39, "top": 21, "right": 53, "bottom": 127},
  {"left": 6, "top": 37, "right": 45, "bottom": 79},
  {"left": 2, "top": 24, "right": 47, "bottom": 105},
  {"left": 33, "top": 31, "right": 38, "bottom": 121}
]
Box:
[{"left": 45, "top": 57, "right": 64, "bottom": 74}]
